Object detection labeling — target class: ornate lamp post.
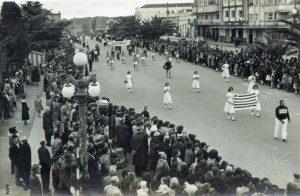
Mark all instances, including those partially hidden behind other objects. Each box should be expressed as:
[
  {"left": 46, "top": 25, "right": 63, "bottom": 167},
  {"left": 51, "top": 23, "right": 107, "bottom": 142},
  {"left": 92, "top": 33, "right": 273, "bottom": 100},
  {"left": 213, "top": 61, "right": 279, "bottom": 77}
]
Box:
[{"left": 62, "top": 52, "right": 100, "bottom": 193}]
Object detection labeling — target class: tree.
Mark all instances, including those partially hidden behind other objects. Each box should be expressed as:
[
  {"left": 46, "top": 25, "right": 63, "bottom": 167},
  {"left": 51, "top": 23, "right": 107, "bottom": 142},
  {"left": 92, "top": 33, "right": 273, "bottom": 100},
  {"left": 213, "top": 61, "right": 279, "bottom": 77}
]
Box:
[
  {"left": 21, "top": 1, "right": 71, "bottom": 51},
  {"left": 140, "top": 16, "right": 176, "bottom": 39},
  {"left": 272, "top": 17, "right": 300, "bottom": 67},
  {"left": 91, "top": 17, "right": 96, "bottom": 33},
  {"left": 0, "top": 2, "right": 29, "bottom": 80},
  {"left": 247, "top": 35, "right": 289, "bottom": 60},
  {"left": 110, "top": 16, "right": 142, "bottom": 38},
  {"left": 82, "top": 22, "right": 90, "bottom": 35}
]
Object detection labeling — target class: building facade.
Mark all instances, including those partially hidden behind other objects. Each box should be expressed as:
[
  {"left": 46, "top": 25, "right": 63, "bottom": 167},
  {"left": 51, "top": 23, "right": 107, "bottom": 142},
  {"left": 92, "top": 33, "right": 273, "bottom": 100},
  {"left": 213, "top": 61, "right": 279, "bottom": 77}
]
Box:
[{"left": 193, "top": 0, "right": 300, "bottom": 44}]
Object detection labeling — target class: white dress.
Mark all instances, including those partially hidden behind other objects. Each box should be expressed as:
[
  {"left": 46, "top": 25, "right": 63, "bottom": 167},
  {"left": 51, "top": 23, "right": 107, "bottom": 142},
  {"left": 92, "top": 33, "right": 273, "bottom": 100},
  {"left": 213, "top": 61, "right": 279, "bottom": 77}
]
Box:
[
  {"left": 125, "top": 74, "right": 132, "bottom": 88},
  {"left": 251, "top": 89, "right": 261, "bottom": 111},
  {"left": 192, "top": 74, "right": 200, "bottom": 89},
  {"left": 163, "top": 86, "right": 172, "bottom": 104},
  {"left": 247, "top": 76, "right": 256, "bottom": 92},
  {"left": 221, "top": 63, "right": 230, "bottom": 78},
  {"left": 224, "top": 92, "right": 235, "bottom": 113}
]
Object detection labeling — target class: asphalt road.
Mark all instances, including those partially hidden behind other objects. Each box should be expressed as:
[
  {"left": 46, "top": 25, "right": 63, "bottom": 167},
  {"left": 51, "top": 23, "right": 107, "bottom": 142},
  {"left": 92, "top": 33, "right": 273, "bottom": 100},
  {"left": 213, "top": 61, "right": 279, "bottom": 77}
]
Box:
[{"left": 84, "top": 37, "right": 300, "bottom": 188}]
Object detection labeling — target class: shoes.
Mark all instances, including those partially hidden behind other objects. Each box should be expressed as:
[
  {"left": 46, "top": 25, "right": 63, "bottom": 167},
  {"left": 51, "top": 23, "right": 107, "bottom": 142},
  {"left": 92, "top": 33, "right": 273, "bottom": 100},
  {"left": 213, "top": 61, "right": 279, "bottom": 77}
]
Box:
[
  {"left": 164, "top": 105, "right": 167, "bottom": 109},
  {"left": 169, "top": 106, "right": 172, "bottom": 110},
  {"left": 231, "top": 116, "right": 235, "bottom": 121},
  {"left": 16, "top": 182, "right": 24, "bottom": 187},
  {"left": 227, "top": 116, "right": 230, "bottom": 120},
  {"left": 274, "top": 137, "right": 279, "bottom": 140},
  {"left": 197, "top": 90, "right": 200, "bottom": 93},
  {"left": 283, "top": 139, "right": 287, "bottom": 142},
  {"left": 257, "top": 113, "right": 260, "bottom": 117},
  {"left": 23, "top": 186, "right": 30, "bottom": 191}
]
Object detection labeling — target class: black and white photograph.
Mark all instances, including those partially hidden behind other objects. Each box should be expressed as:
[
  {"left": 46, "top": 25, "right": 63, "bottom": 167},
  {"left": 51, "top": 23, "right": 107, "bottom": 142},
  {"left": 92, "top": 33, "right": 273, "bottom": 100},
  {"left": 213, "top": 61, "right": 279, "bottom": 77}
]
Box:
[{"left": 0, "top": 0, "right": 300, "bottom": 195}]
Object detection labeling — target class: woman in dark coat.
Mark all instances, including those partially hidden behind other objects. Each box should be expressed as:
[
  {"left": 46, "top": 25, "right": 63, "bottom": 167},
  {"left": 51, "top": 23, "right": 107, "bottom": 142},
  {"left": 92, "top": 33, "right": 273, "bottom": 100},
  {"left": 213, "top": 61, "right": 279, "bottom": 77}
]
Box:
[
  {"left": 31, "top": 67, "right": 41, "bottom": 85},
  {"left": 21, "top": 95, "right": 30, "bottom": 125},
  {"left": 132, "top": 127, "right": 149, "bottom": 177},
  {"left": 19, "top": 137, "right": 32, "bottom": 190}
]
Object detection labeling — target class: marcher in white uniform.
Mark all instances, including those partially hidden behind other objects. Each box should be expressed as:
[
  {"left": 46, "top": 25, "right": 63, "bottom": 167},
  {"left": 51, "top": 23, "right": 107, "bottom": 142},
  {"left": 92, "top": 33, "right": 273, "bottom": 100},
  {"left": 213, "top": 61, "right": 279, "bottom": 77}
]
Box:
[
  {"left": 274, "top": 100, "right": 290, "bottom": 142},
  {"left": 121, "top": 51, "right": 126, "bottom": 64},
  {"left": 250, "top": 85, "right": 261, "bottom": 117},
  {"left": 224, "top": 87, "right": 236, "bottom": 121},
  {"left": 247, "top": 74, "right": 256, "bottom": 93},
  {"left": 132, "top": 55, "right": 139, "bottom": 71},
  {"left": 109, "top": 56, "right": 115, "bottom": 70},
  {"left": 221, "top": 62, "right": 230, "bottom": 82},
  {"left": 192, "top": 71, "right": 200, "bottom": 93},
  {"left": 141, "top": 53, "right": 146, "bottom": 66},
  {"left": 163, "top": 83, "right": 172, "bottom": 109},
  {"left": 106, "top": 52, "right": 110, "bottom": 66},
  {"left": 151, "top": 49, "right": 156, "bottom": 61},
  {"left": 125, "top": 71, "right": 133, "bottom": 92},
  {"left": 175, "top": 50, "right": 180, "bottom": 63}
]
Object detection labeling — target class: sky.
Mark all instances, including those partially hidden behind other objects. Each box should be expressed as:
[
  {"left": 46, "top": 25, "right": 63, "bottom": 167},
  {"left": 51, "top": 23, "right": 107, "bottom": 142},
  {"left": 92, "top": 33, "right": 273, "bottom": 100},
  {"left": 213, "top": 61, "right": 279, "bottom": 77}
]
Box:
[{"left": 2, "top": 0, "right": 194, "bottom": 19}]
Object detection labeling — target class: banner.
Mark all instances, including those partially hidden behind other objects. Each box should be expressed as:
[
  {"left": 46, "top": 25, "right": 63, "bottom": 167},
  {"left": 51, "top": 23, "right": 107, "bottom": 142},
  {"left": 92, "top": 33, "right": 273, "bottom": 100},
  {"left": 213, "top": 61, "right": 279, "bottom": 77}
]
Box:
[
  {"left": 107, "top": 40, "right": 131, "bottom": 46},
  {"left": 233, "top": 93, "right": 258, "bottom": 111}
]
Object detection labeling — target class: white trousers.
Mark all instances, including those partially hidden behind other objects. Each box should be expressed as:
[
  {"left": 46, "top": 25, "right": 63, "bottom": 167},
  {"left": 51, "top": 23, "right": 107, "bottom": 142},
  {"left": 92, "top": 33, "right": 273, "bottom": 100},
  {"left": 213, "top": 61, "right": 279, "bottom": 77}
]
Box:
[{"left": 274, "top": 118, "right": 288, "bottom": 139}]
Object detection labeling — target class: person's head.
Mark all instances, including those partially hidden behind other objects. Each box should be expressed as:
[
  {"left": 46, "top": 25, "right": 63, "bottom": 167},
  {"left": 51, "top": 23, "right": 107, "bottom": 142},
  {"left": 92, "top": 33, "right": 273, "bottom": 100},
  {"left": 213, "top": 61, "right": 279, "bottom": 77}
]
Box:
[
  {"left": 165, "top": 82, "right": 169, "bottom": 87},
  {"left": 20, "top": 136, "right": 28, "bottom": 144},
  {"left": 127, "top": 71, "right": 131, "bottom": 74},
  {"left": 13, "top": 136, "right": 19, "bottom": 144},
  {"left": 40, "top": 139, "right": 46, "bottom": 146},
  {"left": 109, "top": 166, "right": 117, "bottom": 176},
  {"left": 111, "top": 176, "right": 120, "bottom": 185},
  {"left": 194, "top": 71, "right": 198, "bottom": 74},
  {"left": 144, "top": 106, "right": 148, "bottom": 111},
  {"left": 122, "top": 169, "right": 130, "bottom": 178},
  {"left": 228, "top": 87, "right": 234, "bottom": 92},
  {"left": 22, "top": 95, "right": 26, "bottom": 99},
  {"left": 31, "top": 164, "right": 40, "bottom": 175},
  {"left": 253, "top": 85, "right": 258, "bottom": 90},
  {"left": 280, "top": 100, "right": 285, "bottom": 106}
]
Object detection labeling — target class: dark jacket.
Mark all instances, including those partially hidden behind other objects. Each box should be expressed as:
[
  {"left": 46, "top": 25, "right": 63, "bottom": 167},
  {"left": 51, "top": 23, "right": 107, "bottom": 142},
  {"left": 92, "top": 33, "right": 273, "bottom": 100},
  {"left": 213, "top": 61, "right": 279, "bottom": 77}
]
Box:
[
  {"left": 19, "top": 141, "right": 32, "bottom": 172},
  {"left": 43, "top": 111, "right": 53, "bottom": 134},
  {"left": 163, "top": 61, "right": 172, "bottom": 70},
  {"left": 132, "top": 131, "right": 149, "bottom": 167},
  {"left": 30, "top": 174, "right": 43, "bottom": 196},
  {"left": 21, "top": 100, "right": 30, "bottom": 121},
  {"left": 9, "top": 143, "right": 21, "bottom": 165},
  {"left": 38, "top": 146, "right": 52, "bottom": 170}
]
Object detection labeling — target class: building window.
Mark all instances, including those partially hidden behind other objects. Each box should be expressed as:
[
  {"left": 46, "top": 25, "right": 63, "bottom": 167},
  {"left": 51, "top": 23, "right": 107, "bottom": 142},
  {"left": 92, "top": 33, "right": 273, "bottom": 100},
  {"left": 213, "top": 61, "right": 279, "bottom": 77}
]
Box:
[
  {"left": 249, "top": 0, "right": 253, "bottom": 6},
  {"left": 205, "top": 15, "right": 208, "bottom": 19},
  {"left": 268, "top": 0, "right": 274, "bottom": 3},
  {"left": 249, "top": 14, "right": 254, "bottom": 21},
  {"left": 231, "top": 10, "right": 236, "bottom": 18},
  {"left": 265, "top": 13, "right": 275, "bottom": 20},
  {"left": 255, "top": 13, "right": 258, "bottom": 20},
  {"left": 239, "top": 10, "right": 243, "bottom": 17},
  {"left": 216, "top": 13, "right": 219, "bottom": 19},
  {"left": 225, "top": 10, "right": 229, "bottom": 18},
  {"left": 171, "top": 10, "right": 174, "bottom": 14}
]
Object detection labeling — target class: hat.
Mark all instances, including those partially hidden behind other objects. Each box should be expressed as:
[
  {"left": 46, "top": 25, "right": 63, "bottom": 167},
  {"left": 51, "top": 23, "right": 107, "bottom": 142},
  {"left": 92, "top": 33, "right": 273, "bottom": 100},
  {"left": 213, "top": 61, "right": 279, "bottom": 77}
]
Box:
[
  {"left": 20, "top": 136, "right": 28, "bottom": 141},
  {"left": 40, "top": 139, "right": 46, "bottom": 145},
  {"left": 31, "top": 164, "right": 40, "bottom": 172},
  {"left": 9, "top": 127, "right": 17, "bottom": 134}
]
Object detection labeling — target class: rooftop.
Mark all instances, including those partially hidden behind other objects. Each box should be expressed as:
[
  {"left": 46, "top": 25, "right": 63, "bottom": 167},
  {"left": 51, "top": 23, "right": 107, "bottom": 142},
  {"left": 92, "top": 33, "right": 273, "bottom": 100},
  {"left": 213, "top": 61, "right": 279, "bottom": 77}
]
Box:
[{"left": 141, "top": 3, "right": 194, "bottom": 9}]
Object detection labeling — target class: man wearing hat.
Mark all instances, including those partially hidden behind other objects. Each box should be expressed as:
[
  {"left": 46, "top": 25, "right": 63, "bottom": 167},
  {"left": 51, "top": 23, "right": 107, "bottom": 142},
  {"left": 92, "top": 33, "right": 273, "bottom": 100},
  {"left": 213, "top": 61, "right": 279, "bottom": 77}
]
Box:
[
  {"left": 19, "top": 136, "right": 31, "bottom": 190},
  {"left": 29, "top": 164, "right": 43, "bottom": 196},
  {"left": 8, "top": 127, "right": 18, "bottom": 174},
  {"left": 38, "top": 139, "right": 51, "bottom": 193}
]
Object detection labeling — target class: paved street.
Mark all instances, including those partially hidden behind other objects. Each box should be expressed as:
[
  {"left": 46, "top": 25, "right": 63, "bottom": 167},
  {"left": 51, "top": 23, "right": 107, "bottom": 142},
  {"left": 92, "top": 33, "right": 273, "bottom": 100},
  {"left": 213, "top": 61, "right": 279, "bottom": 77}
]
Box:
[{"left": 1, "top": 37, "right": 299, "bottom": 195}]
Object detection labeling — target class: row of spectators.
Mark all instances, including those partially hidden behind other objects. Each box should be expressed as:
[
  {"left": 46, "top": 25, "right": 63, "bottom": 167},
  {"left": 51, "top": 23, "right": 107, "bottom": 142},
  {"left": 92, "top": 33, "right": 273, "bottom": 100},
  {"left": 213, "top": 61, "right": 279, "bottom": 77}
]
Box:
[{"left": 127, "top": 38, "right": 300, "bottom": 94}]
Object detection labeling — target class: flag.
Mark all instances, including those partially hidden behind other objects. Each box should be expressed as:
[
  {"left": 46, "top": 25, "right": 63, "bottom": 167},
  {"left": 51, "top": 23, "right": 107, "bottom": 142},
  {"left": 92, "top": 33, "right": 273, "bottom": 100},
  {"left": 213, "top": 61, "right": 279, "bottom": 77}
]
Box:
[{"left": 233, "top": 93, "right": 258, "bottom": 111}]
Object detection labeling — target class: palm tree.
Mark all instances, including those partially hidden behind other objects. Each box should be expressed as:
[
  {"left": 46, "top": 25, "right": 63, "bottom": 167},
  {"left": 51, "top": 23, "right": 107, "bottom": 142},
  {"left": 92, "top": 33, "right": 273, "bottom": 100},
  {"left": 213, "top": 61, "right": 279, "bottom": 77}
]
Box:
[
  {"left": 110, "top": 16, "right": 141, "bottom": 38},
  {"left": 272, "top": 16, "right": 300, "bottom": 67},
  {"left": 140, "top": 16, "right": 176, "bottom": 39},
  {"left": 247, "top": 35, "right": 290, "bottom": 60}
]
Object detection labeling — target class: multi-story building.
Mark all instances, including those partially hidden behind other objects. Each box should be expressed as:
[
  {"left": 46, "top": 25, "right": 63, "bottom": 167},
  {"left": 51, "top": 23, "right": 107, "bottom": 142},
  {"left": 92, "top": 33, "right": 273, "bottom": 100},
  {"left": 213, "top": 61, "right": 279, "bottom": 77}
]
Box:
[
  {"left": 193, "top": 0, "right": 300, "bottom": 44},
  {"left": 47, "top": 11, "right": 61, "bottom": 23},
  {"left": 193, "top": 0, "right": 222, "bottom": 41}
]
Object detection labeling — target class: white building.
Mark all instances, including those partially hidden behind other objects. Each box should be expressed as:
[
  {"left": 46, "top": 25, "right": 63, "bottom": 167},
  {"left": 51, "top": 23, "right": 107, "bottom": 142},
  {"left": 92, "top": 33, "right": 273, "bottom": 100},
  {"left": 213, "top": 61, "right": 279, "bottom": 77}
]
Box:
[
  {"left": 135, "top": 3, "right": 194, "bottom": 31},
  {"left": 178, "top": 14, "right": 197, "bottom": 38}
]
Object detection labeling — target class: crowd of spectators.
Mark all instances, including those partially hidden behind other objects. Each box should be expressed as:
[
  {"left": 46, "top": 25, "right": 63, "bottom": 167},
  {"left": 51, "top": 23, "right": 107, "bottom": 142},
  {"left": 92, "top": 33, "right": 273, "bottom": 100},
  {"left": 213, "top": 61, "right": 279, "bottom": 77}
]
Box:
[
  {"left": 128, "top": 38, "right": 300, "bottom": 95},
  {"left": 6, "top": 37, "right": 300, "bottom": 196}
]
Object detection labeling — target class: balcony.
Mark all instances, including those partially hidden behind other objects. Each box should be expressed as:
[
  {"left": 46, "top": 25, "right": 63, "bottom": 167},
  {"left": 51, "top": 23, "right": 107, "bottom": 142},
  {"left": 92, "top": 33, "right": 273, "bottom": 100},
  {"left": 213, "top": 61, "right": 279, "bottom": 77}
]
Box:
[{"left": 193, "top": 4, "right": 219, "bottom": 13}]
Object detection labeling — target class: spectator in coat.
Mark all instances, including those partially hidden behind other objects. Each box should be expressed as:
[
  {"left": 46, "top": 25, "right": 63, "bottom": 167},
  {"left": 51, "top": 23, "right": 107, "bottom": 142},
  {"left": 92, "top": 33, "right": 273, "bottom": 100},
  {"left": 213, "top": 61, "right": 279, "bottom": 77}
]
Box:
[
  {"left": 31, "top": 67, "right": 41, "bottom": 85},
  {"left": 38, "top": 139, "right": 52, "bottom": 193},
  {"left": 21, "top": 95, "right": 30, "bottom": 125},
  {"left": 132, "top": 126, "right": 149, "bottom": 177},
  {"left": 30, "top": 164, "right": 43, "bottom": 196},
  {"left": 19, "top": 136, "right": 32, "bottom": 190},
  {"left": 43, "top": 106, "right": 53, "bottom": 146},
  {"left": 9, "top": 135, "right": 22, "bottom": 186}
]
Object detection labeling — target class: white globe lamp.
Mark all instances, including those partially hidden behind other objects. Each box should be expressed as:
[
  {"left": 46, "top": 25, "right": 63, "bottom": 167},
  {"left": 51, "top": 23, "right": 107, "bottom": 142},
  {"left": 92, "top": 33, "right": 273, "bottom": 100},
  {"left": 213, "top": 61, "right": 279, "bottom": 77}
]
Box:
[
  {"left": 73, "top": 52, "right": 88, "bottom": 66},
  {"left": 62, "top": 83, "right": 75, "bottom": 98},
  {"left": 88, "top": 82, "right": 101, "bottom": 97}
]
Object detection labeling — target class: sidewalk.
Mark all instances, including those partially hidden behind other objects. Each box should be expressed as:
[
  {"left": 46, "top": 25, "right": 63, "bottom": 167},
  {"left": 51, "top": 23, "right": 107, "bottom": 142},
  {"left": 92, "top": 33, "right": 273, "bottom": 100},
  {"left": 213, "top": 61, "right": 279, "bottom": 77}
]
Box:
[{"left": 0, "top": 82, "right": 44, "bottom": 196}]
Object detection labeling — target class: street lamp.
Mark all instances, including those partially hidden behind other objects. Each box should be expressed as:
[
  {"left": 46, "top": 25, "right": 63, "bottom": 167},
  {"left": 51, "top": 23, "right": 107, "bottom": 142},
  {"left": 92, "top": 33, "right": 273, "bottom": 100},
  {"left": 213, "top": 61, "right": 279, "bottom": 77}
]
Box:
[{"left": 62, "top": 52, "right": 100, "bottom": 192}]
